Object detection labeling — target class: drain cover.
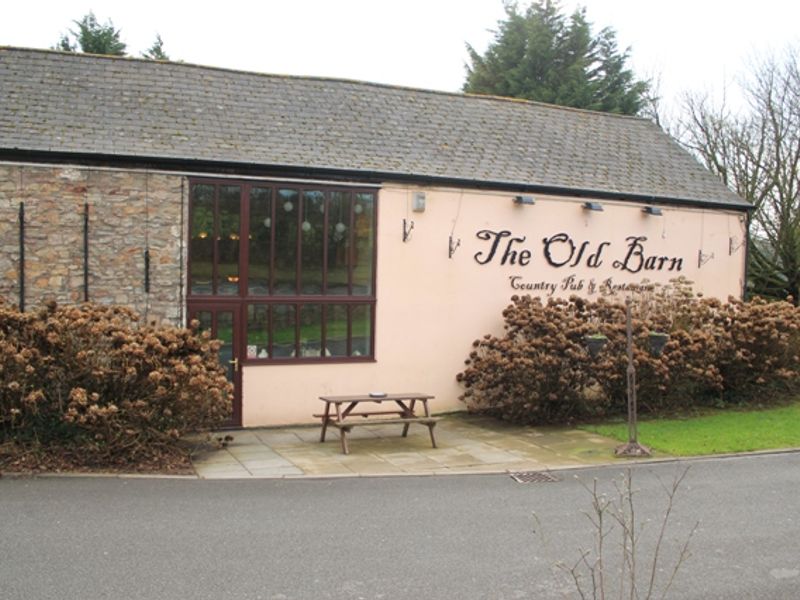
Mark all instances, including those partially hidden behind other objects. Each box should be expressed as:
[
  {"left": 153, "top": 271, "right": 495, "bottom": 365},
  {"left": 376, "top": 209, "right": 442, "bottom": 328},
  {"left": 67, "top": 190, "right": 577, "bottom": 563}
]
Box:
[{"left": 510, "top": 471, "right": 560, "bottom": 483}]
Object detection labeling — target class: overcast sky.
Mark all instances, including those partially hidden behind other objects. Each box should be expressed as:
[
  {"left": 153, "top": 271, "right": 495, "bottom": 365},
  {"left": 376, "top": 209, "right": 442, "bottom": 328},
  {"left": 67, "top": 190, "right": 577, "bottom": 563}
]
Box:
[{"left": 2, "top": 1, "right": 799, "bottom": 114}]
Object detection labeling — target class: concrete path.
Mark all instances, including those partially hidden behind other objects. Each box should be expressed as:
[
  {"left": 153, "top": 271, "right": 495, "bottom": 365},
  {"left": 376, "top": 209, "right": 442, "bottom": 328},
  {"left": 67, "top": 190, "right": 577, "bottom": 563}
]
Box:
[{"left": 191, "top": 412, "right": 635, "bottom": 478}]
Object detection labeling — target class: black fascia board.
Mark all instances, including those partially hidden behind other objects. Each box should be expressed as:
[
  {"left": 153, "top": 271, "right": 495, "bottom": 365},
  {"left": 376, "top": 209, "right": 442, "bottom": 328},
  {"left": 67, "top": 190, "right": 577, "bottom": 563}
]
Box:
[{"left": 0, "top": 148, "right": 754, "bottom": 213}]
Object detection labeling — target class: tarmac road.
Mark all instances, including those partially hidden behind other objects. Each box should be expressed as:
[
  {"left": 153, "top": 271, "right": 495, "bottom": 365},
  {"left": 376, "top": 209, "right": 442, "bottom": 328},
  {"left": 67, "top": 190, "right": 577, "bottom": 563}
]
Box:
[{"left": 1, "top": 452, "right": 798, "bottom": 599}]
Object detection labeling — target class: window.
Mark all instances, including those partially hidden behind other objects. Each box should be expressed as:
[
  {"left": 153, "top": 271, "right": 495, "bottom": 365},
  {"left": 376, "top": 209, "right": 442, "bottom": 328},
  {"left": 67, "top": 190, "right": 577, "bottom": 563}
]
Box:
[{"left": 188, "top": 179, "right": 377, "bottom": 362}]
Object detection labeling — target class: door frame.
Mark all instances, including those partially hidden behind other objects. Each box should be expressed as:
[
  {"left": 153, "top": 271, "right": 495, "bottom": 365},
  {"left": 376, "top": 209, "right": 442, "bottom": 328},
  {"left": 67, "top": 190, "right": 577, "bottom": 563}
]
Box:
[{"left": 187, "top": 301, "right": 243, "bottom": 427}]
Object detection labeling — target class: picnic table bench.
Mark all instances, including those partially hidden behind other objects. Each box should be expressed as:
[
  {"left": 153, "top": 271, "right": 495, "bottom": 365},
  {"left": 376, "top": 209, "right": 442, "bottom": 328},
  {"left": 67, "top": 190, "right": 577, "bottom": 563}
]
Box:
[{"left": 317, "top": 393, "right": 439, "bottom": 455}]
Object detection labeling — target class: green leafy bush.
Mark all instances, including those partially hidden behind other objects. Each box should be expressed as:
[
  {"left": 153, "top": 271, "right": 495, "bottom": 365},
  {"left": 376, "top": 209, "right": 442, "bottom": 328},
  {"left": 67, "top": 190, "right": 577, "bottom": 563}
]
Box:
[
  {"left": 0, "top": 301, "right": 231, "bottom": 469},
  {"left": 458, "top": 286, "right": 800, "bottom": 424}
]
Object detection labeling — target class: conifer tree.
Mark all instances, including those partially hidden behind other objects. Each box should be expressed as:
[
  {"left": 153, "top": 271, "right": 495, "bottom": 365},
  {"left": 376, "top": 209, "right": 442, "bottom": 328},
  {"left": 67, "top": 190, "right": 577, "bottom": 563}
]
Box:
[
  {"left": 464, "top": 1, "right": 648, "bottom": 115},
  {"left": 54, "top": 11, "right": 127, "bottom": 56}
]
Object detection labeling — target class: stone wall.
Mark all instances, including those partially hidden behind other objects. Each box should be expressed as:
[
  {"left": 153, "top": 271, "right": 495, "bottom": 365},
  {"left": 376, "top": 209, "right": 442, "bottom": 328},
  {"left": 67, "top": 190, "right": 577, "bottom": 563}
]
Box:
[{"left": 0, "top": 163, "right": 185, "bottom": 324}]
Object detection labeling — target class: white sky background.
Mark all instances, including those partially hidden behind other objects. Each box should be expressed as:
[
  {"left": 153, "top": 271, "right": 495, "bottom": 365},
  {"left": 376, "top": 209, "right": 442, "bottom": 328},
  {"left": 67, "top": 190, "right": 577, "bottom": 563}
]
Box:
[{"left": 2, "top": 0, "right": 799, "bottom": 115}]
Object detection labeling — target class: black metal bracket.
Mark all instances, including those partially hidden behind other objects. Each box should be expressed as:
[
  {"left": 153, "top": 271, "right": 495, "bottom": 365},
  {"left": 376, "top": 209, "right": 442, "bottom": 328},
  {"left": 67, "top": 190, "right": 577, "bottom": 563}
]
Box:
[
  {"left": 698, "top": 249, "right": 715, "bottom": 268},
  {"left": 144, "top": 248, "right": 151, "bottom": 293},
  {"left": 448, "top": 235, "right": 460, "bottom": 258},
  {"left": 83, "top": 202, "right": 89, "bottom": 301},
  {"left": 18, "top": 202, "right": 25, "bottom": 312},
  {"left": 402, "top": 218, "right": 414, "bottom": 242}
]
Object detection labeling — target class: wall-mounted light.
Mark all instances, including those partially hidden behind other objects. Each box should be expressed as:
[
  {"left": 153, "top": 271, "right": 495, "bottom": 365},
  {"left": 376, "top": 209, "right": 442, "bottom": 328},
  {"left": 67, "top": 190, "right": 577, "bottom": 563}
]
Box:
[
  {"left": 583, "top": 201, "right": 604, "bottom": 212},
  {"left": 642, "top": 206, "right": 663, "bottom": 216},
  {"left": 412, "top": 192, "right": 426, "bottom": 212},
  {"left": 513, "top": 195, "right": 535, "bottom": 205}
]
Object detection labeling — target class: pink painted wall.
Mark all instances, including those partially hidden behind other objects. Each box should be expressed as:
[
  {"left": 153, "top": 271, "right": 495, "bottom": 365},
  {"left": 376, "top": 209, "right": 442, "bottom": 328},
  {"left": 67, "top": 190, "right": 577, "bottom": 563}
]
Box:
[{"left": 242, "top": 184, "right": 747, "bottom": 426}]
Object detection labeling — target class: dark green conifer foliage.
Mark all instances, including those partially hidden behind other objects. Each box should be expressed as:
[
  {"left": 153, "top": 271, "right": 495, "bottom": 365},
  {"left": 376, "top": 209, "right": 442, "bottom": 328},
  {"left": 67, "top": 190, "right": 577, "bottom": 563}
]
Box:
[
  {"left": 464, "top": 1, "right": 648, "bottom": 115},
  {"left": 53, "top": 11, "right": 127, "bottom": 56}
]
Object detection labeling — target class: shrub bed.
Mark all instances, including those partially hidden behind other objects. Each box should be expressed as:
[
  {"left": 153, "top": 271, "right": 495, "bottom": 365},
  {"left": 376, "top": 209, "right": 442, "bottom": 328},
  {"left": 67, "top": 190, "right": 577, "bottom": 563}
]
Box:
[
  {"left": 0, "top": 301, "right": 231, "bottom": 471},
  {"left": 457, "top": 286, "right": 800, "bottom": 424}
]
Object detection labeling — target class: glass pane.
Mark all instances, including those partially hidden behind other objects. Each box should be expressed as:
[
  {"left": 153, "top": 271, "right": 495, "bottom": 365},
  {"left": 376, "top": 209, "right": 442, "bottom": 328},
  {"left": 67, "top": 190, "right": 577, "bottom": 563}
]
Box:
[
  {"left": 195, "top": 310, "right": 212, "bottom": 333},
  {"left": 351, "top": 304, "right": 371, "bottom": 357},
  {"left": 189, "top": 184, "right": 214, "bottom": 294},
  {"left": 246, "top": 304, "right": 270, "bottom": 359},
  {"left": 299, "top": 304, "right": 323, "bottom": 357},
  {"left": 325, "top": 304, "right": 348, "bottom": 357},
  {"left": 248, "top": 187, "right": 272, "bottom": 295},
  {"left": 352, "top": 193, "right": 375, "bottom": 296},
  {"left": 217, "top": 185, "right": 241, "bottom": 295},
  {"left": 274, "top": 189, "right": 299, "bottom": 295},
  {"left": 271, "top": 304, "right": 296, "bottom": 357},
  {"left": 216, "top": 311, "right": 235, "bottom": 380},
  {"left": 301, "top": 191, "right": 325, "bottom": 294},
  {"left": 326, "top": 191, "right": 350, "bottom": 295}
]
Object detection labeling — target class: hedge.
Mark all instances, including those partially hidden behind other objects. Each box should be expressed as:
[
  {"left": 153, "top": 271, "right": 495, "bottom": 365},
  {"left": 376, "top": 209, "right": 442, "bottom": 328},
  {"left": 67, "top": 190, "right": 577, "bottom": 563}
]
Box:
[
  {"left": 0, "top": 301, "right": 231, "bottom": 469},
  {"left": 457, "top": 285, "right": 800, "bottom": 424}
]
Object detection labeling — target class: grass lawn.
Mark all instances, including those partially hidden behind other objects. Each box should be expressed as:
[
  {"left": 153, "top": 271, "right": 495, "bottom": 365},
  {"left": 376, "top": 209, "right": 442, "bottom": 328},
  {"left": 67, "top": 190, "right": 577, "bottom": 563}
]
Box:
[{"left": 580, "top": 402, "right": 800, "bottom": 456}]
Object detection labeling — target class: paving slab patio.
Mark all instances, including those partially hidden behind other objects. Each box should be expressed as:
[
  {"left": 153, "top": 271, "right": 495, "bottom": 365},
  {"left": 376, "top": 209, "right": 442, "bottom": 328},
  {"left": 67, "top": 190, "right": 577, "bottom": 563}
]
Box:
[{"left": 192, "top": 412, "right": 653, "bottom": 479}]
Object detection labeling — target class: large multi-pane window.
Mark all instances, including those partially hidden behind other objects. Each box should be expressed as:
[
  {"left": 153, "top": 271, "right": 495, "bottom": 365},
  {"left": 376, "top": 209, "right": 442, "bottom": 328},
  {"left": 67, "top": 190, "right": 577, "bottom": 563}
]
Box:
[{"left": 188, "top": 179, "right": 377, "bottom": 362}]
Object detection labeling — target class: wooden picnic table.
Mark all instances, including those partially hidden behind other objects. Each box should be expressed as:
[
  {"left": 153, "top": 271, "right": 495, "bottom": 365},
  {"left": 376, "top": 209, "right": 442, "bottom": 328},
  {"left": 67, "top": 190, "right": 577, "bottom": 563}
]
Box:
[{"left": 317, "top": 393, "right": 439, "bottom": 455}]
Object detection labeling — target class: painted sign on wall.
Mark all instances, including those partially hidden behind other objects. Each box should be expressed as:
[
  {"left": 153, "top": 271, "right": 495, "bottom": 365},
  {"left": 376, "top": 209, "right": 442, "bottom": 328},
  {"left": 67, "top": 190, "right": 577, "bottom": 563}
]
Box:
[
  {"left": 474, "top": 229, "right": 685, "bottom": 296},
  {"left": 474, "top": 230, "right": 684, "bottom": 273}
]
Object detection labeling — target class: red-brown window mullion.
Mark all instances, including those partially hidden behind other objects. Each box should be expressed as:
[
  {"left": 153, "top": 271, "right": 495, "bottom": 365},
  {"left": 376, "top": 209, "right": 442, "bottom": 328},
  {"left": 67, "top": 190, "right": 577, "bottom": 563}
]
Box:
[
  {"left": 370, "top": 191, "right": 377, "bottom": 360},
  {"left": 320, "top": 192, "right": 329, "bottom": 357},
  {"left": 370, "top": 303, "right": 376, "bottom": 360},
  {"left": 296, "top": 189, "right": 303, "bottom": 297},
  {"left": 321, "top": 304, "right": 327, "bottom": 358},
  {"left": 212, "top": 184, "right": 220, "bottom": 295},
  {"left": 267, "top": 304, "right": 274, "bottom": 359},
  {"left": 322, "top": 191, "right": 329, "bottom": 294},
  {"left": 371, "top": 191, "right": 378, "bottom": 301},
  {"left": 295, "top": 301, "right": 302, "bottom": 358},
  {"left": 239, "top": 184, "right": 249, "bottom": 298},
  {"left": 294, "top": 189, "right": 303, "bottom": 358},
  {"left": 346, "top": 304, "right": 352, "bottom": 356},
  {"left": 187, "top": 185, "right": 195, "bottom": 298},
  {"left": 268, "top": 185, "right": 276, "bottom": 296},
  {"left": 347, "top": 190, "right": 354, "bottom": 296}
]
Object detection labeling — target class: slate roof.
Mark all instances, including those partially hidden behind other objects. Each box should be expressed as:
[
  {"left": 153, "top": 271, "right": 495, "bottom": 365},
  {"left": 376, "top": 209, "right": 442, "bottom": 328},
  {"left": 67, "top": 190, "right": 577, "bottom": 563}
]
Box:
[{"left": 0, "top": 46, "right": 748, "bottom": 209}]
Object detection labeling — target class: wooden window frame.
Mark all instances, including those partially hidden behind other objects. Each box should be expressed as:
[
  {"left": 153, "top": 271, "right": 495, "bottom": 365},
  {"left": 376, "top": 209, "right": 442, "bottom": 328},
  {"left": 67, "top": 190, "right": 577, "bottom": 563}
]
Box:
[{"left": 187, "top": 177, "right": 378, "bottom": 365}]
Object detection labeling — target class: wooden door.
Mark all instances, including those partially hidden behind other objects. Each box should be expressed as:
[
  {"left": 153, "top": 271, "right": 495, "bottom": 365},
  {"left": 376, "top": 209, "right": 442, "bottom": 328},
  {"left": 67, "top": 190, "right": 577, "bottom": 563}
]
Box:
[{"left": 188, "top": 304, "right": 242, "bottom": 427}]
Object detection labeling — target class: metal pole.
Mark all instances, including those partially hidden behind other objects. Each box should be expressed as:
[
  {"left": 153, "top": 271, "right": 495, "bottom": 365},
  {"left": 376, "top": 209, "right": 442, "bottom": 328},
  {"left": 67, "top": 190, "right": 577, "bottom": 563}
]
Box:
[
  {"left": 83, "top": 202, "right": 89, "bottom": 302},
  {"left": 144, "top": 248, "right": 151, "bottom": 293},
  {"left": 626, "top": 298, "right": 636, "bottom": 443},
  {"left": 18, "top": 201, "right": 25, "bottom": 312},
  {"left": 616, "top": 296, "right": 650, "bottom": 457}
]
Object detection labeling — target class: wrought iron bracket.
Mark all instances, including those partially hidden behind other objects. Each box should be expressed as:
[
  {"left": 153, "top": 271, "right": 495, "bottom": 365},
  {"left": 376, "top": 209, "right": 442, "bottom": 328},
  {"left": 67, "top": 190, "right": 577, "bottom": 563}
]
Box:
[
  {"left": 448, "top": 235, "right": 461, "bottom": 258},
  {"left": 729, "top": 236, "right": 745, "bottom": 255},
  {"left": 698, "top": 249, "right": 715, "bottom": 268},
  {"left": 402, "top": 218, "right": 414, "bottom": 242}
]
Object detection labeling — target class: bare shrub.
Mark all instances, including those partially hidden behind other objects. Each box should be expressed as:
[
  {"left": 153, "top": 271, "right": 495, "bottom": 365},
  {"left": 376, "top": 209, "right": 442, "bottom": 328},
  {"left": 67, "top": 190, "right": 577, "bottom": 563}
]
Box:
[
  {"left": 0, "top": 300, "right": 231, "bottom": 469},
  {"left": 458, "top": 283, "right": 800, "bottom": 424},
  {"left": 535, "top": 468, "right": 698, "bottom": 600},
  {"left": 457, "top": 295, "right": 604, "bottom": 424}
]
